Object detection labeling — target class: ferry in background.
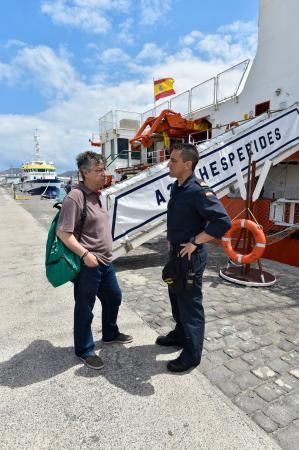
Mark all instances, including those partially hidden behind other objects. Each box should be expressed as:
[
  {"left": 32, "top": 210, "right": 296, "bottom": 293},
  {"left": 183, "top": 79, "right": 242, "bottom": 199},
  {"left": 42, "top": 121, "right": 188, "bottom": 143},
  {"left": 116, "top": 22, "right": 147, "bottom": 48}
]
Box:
[{"left": 20, "top": 132, "right": 61, "bottom": 198}]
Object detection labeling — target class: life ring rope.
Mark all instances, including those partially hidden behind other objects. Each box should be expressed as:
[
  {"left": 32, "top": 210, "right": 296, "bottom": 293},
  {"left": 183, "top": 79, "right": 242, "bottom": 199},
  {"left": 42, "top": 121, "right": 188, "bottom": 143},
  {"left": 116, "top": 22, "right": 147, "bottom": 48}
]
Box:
[{"left": 222, "top": 219, "right": 266, "bottom": 265}]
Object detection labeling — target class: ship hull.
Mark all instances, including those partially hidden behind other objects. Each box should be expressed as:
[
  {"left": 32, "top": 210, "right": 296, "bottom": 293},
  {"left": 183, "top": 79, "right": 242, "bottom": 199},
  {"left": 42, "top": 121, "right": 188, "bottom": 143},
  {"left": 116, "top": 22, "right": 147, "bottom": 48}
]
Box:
[{"left": 21, "top": 179, "right": 61, "bottom": 196}]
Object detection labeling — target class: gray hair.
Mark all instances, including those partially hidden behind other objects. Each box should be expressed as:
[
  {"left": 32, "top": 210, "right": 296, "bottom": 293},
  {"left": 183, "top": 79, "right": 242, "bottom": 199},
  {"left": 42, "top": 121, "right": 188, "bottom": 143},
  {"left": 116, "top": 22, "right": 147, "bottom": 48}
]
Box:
[
  {"left": 76, "top": 151, "right": 106, "bottom": 176},
  {"left": 170, "top": 142, "right": 199, "bottom": 171}
]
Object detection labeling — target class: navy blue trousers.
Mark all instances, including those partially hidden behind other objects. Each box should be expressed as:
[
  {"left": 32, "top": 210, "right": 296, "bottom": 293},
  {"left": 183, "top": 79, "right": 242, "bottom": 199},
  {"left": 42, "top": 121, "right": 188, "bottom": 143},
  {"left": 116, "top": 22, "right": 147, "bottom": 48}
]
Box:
[
  {"left": 168, "top": 248, "right": 207, "bottom": 364},
  {"left": 73, "top": 263, "right": 122, "bottom": 357}
]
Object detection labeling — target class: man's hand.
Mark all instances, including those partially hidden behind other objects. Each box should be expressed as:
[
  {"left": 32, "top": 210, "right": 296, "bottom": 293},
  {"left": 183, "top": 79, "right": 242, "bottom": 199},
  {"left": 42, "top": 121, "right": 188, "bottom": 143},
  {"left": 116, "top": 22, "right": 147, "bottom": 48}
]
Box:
[
  {"left": 180, "top": 242, "right": 197, "bottom": 260},
  {"left": 83, "top": 252, "right": 99, "bottom": 267}
]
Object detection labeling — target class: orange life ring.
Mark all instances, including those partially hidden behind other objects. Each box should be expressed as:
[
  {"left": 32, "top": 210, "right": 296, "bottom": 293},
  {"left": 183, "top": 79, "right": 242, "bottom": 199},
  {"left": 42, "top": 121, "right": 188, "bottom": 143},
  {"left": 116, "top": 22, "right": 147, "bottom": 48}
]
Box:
[{"left": 222, "top": 219, "right": 266, "bottom": 264}]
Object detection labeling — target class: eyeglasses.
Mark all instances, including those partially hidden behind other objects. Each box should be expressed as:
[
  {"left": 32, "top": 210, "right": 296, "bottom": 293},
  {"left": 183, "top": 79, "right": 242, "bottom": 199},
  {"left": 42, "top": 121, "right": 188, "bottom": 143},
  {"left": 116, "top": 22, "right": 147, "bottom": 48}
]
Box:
[{"left": 91, "top": 168, "right": 106, "bottom": 173}]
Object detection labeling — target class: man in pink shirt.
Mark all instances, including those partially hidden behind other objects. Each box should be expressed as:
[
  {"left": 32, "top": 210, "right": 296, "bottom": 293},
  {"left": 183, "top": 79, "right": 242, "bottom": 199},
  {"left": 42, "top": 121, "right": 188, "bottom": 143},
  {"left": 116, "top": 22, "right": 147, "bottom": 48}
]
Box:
[{"left": 57, "top": 151, "right": 132, "bottom": 370}]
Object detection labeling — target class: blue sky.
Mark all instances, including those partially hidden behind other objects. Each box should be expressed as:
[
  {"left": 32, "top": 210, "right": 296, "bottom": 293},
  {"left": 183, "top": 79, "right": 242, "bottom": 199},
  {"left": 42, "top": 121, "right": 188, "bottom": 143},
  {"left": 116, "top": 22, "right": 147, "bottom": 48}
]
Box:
[{"left": 0, "top": 0, "right": 259, "bottom": 171}]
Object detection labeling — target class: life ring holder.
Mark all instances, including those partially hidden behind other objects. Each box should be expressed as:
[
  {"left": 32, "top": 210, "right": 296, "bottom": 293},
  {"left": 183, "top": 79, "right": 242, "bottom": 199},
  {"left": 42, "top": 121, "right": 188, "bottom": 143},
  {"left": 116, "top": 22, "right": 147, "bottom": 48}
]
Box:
[
  {"left": 226, "top": 121, "right": 240, "bottom": 131},
  {"left": 222, "top": 219, "right": 266, "bottom": 264}
]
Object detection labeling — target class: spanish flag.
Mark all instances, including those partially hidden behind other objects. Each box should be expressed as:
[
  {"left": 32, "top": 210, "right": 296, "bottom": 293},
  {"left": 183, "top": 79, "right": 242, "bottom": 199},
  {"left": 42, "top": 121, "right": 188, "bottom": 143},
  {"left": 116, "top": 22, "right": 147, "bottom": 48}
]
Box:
[{"left": 154, "top": 77, "right": 175, "bottom": 101}]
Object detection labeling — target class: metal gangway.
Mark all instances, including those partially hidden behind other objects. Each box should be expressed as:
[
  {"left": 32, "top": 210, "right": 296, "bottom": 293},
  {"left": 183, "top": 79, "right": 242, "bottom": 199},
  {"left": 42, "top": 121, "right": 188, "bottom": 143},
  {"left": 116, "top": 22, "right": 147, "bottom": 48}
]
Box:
[{"left": 101, "top": 104, "right": 299, "bottom": 259}]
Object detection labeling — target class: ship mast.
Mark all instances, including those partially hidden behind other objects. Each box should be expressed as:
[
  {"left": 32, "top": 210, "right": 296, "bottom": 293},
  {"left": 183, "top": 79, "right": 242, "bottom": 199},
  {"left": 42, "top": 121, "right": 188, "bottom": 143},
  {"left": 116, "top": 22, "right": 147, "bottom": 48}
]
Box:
[{"left": 33, "top": 130, "right": 42, "bottom": 162}]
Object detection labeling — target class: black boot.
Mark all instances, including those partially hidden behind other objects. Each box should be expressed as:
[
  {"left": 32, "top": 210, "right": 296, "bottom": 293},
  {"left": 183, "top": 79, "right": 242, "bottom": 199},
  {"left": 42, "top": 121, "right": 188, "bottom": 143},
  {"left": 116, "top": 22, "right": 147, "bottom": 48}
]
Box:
[
  {"left": 167, "top": 356, "right": 200, "bottom": 373},
  {"left": 156, "top": 332, "right": 183, "bottom": 348}
]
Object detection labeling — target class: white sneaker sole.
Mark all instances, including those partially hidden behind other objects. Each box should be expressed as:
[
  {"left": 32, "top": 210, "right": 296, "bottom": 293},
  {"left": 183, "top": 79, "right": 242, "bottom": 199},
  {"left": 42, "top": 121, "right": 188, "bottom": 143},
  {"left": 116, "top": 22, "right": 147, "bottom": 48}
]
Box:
[{"left": 102, "top": 338, "right": 133, "bottom": 344}]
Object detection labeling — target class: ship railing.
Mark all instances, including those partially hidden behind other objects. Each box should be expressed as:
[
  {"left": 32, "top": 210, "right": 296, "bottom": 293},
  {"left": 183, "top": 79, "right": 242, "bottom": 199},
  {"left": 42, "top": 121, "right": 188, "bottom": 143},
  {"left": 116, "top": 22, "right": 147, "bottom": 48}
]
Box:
[
  {"left": 269, "top": 199, "right": 299, "bottom": 228},
  {"left": 99, "top": 59, "right": 250, "bottom": 135},
  {"left": 141, "top": 59, "right": 250, "bottom": 121},
  {"left": 99, "top": 110, "right": 142, "bottom": 136},
  {"left": 106, "top": 146, "right": 172, "bottom": 171}
]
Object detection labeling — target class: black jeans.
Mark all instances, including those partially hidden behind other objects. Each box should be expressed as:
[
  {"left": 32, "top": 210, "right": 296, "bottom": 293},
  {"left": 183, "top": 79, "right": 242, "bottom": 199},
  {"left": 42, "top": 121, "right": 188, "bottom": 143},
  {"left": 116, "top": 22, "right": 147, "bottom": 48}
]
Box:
[
  {"left": 168, "top": 247, "right": 207, "bottom": 364},
  {"left": 73, "top": 263, "right": 122, "bottom": 357}
]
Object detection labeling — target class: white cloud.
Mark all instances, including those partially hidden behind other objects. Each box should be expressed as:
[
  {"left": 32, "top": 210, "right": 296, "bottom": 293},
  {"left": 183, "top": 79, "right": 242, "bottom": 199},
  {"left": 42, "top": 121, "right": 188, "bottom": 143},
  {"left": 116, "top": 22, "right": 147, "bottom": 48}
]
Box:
[
  {"left": 180, "top": 30, "right": 204, "bottom": 47},
  {"left": 140, "top": 0, "right": 172, "bottom": 25},
  {"left": 41, "top": 0, "right": 110, "bottom": 34},
  {"left": 137, "top": 43, "right": 165, "bottom": 62},
  {"left": 218, "top": 20, "right": 257, "bottom": 36},
  {"left": 14, "top": 46, "right": 82, "bottom": 99},
  {"left": 4, "top": 40, "right": 26, "bottom": 49},
  {"left": 41, "top": 0, "right": 131, "bottom": 34},
  {"left": 117, "top": 18, "right": 134, "bottom": 46},
  {"left": 75, "top": 0, "right": 130, "bottom": 11},
  {"left": 1, "top": 44, "right": 83, "bottom": 99},
  {"left": 197, "top": 34, "right": 234, "bottom": 60},
  {"left": 0, "top": 62, "right": 19, "bottom": 84},
  {"left": 180, "top": 21, "right": 257, "bottom": 65},
  {"left": 41, "top": 0, "right": 173, "bottom": 35},
  {"left": 86, "top": 42, "right": 99, "bottom": 50},
  {"left": 101, "top": 47, "right": 131, "bottom": 64}
]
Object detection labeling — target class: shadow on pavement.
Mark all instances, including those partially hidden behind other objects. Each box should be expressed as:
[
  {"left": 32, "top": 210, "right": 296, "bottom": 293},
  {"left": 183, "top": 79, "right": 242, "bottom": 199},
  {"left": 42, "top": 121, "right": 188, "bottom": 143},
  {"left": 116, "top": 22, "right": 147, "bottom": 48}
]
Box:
[
  {"left": 0, "top": 339, "right": 177, "bottom": 396},
  {"left": 0, "top": 340, "right": 75, "bottom": 389},
  {"left": 115, "top": 254, "right": 166, "bottom": 272},
  {"left": 76, "top": 342, "right": 176, "bottom": 396},
  {"left": 115, "top": 240, "right": 168, "bottom": 272}
]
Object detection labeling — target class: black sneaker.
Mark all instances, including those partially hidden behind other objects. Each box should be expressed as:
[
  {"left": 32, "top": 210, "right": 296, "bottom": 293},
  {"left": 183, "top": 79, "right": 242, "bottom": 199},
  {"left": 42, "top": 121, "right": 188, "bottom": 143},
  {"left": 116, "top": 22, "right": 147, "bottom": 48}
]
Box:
[
  {"left": 102, "top": 332, "right": 133, "bottom": 344},
  {"left": 79, "top": 353, "right": 104, "bottom": 370}
]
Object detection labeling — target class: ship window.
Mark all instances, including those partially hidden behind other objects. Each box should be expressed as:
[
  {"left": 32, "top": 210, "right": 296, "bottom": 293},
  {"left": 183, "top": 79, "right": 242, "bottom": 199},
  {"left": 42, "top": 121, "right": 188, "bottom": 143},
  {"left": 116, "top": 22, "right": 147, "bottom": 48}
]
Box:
[
  {"left": 111, "top": 139, "right": 115, "bottom": 158},
  {"left": 255, "top": 101, "right": 270, "bottom": 116},
  {"left": 117, "top": 138, "right": 128, "bottom": 160}
]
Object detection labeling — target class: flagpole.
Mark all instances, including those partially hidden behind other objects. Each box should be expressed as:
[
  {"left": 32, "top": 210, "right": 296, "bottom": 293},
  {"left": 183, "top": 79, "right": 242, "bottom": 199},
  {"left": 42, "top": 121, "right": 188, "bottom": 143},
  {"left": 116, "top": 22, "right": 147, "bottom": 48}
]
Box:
[{"left": 153, "top": 77, "right": 156, "bottom": 111}]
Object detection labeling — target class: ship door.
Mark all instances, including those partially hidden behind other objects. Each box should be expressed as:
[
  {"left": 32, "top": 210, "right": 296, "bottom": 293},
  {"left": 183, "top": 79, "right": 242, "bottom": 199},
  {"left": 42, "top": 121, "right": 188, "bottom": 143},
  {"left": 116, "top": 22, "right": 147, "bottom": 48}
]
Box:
[{"left": 255, "top": 101, "right": 270, "bottom": 116}]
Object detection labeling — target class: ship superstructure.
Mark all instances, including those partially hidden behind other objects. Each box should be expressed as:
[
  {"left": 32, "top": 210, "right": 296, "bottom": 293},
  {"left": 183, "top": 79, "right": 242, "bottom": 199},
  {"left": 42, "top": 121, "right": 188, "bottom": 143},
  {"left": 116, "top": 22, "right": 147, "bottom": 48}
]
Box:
[
  {"left": 21, "top": 133, "right": 61, "bottom": 197},
  {"left": 98, "top": 0, "right": 299, "bottom": 267}
]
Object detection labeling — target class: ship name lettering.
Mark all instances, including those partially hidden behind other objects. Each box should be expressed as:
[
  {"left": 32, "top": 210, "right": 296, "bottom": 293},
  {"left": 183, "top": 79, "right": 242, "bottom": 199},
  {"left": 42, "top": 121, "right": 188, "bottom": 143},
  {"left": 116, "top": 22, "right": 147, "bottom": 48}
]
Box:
[
  {"left": 155, "top": 189, "right": 166, "bottom": 205},
  {"left": 197, "top": 126, "right": 283, "bottom": 182}
]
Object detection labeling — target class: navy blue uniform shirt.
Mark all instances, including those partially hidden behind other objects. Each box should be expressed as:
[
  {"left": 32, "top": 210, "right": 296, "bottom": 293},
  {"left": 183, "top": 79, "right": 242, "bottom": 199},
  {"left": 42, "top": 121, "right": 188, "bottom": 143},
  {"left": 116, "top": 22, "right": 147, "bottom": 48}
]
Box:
[{"left": 167, "top": 174, "right": 231, "bottom": 244}]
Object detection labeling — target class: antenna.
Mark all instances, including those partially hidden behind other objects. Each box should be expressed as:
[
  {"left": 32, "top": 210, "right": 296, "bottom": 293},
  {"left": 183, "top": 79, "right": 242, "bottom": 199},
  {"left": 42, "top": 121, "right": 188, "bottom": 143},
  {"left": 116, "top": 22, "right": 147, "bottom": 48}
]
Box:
[{"left": 33, "top": 129, "right": 41, "bottom": 161}]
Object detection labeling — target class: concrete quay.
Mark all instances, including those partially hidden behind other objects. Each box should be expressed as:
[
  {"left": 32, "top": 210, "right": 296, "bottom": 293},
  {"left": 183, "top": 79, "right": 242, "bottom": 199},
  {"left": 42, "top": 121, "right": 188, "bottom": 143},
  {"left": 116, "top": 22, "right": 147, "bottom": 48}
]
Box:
[{"left": 0, "top": 188, "right": 296, "bottom": 449}]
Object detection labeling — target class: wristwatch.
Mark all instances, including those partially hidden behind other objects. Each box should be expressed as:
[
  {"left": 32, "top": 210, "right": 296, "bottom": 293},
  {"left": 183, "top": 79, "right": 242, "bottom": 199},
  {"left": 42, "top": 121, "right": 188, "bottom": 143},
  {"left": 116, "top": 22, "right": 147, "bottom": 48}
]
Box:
[{"left": 189, "top": 237, "right": 201, "bottom": 248}]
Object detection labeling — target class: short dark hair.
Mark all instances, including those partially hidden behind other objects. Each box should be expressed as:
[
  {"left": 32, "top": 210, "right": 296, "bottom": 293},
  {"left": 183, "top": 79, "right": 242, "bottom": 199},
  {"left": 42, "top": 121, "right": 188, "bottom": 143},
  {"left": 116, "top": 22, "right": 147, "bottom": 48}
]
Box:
[
  {"left": 76, "top": 151, "right": 106, "bottom": 176},
  {"left": 170, "top": 142, "right": 199, "bottom": 171}
]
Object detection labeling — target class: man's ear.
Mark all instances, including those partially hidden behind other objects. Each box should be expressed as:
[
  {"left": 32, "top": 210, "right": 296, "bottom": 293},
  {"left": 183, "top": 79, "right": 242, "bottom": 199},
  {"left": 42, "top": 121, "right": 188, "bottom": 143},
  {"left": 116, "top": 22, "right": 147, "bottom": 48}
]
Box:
[
  {"left": 185, "top": 160, "right": 193, "bottom": 170},
  {"left": 78, "top": 170, "right": 84, "bottom": 181}
]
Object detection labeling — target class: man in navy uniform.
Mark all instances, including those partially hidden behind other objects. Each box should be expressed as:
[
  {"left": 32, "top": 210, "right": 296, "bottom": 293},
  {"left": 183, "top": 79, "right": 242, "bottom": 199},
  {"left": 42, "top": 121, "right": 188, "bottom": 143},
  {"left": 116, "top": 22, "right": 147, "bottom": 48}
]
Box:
[{"left": 157, "top": 142, "right": 231, "bottom": 372}]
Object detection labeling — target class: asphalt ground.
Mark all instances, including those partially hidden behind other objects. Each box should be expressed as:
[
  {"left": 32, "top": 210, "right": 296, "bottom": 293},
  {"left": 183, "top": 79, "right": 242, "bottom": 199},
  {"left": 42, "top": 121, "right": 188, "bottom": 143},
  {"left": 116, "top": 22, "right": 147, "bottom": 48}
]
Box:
[{"left": 1, "top": 188, "right": 298, "bottom": 448}]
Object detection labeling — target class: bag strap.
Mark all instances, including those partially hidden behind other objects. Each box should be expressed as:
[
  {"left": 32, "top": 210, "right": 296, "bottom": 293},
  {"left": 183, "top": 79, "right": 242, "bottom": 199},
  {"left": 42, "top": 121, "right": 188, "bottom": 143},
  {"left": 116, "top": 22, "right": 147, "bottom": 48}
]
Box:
[
  {"left": 53, "top": 202, "right": 62, "bottom": 210},
  {"left": 55, "top": 187, "right": 101, "bottom": 241},
  {"left": 76, "top": 191, "right": 87, "bottom": 241},
  {"left": 76, "top": 191, "right": 101, "bottom": 240},
  {"left": 53, "top": 190, "right": 87, "bottom": 241}
]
